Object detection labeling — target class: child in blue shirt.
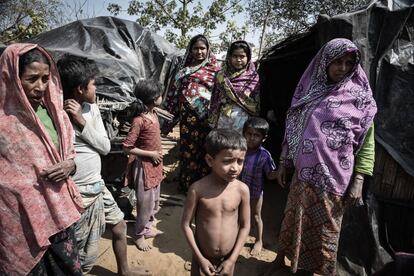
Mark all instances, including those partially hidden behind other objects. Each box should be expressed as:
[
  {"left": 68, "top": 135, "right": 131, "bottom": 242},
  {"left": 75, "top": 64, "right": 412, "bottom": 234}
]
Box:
[{"left": 240, "top": 117, "right": 277, "bottom": 256}]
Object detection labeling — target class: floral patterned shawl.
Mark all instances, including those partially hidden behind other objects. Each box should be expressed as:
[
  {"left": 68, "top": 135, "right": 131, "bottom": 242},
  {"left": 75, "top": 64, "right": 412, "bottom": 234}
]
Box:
[
  {"left": 209, "top": 40, "right": 260, "bottom": 130},
  {"left": 0, "top": 44, "right": 83, "bottom": 275},
  {"left": 282, "top": 38, "right": 377, "bottom": 195},
  {"left": 163, "top": 35, "right": 220, "bottom": 128}
]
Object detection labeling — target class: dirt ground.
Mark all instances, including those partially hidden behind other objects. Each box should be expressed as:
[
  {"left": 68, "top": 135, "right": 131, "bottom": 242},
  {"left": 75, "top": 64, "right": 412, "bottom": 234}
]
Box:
[{"left": 89, "top": 128, "right": 293, "bottom": 276}]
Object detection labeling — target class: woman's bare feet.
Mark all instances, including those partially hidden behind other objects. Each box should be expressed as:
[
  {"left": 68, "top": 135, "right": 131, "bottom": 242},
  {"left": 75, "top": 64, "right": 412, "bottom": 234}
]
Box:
[
  {"left": 134, "top": 236, "right": 152, "bottom": 251},
  {"left": 251, "top": 240, "right": 263, "bottom": 256}
]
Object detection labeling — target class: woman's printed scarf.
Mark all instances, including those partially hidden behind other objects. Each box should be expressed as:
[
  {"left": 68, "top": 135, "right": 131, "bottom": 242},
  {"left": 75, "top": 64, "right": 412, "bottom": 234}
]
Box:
[
  {"left": 163, "top": 35, "right": 220, "bottom": 123},
  {"left": 209, "top": 41, "right": 260, "bottom": 128},
  {"left": 283, "top": 38, "right": 377, "bottom": 195},
  {"left": 0, "top": 44, "right": 83, "bottom": 275}
]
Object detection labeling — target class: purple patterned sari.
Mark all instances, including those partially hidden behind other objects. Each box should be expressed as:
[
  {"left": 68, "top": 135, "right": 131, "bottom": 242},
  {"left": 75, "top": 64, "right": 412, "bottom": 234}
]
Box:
[{"left": 282, "top": 38, "right": 377, "bottom": 195}]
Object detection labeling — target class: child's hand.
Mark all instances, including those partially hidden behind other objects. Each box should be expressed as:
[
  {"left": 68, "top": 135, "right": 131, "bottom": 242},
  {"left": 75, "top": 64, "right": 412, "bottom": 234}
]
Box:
[
  {"left": 216, "top": 259, "right": 235, "bottom": 276},
  {"left": 150, "top": 150, "right": 163, "bottom": 165},
  {"left": 199, "top": 258, "right": 216, "bottom": 276},
  {"left": 276, "top": 165, "right": 287, "bottom": 188},
  {"left": 64, "top": 99, "right": 86, "bottom": 129}
]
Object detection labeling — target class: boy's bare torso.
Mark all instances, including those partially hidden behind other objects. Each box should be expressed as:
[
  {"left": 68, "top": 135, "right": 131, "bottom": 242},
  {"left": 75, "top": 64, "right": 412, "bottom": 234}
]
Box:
[{"left": 194, "top": 175, "right": 243, "bottom": 261}]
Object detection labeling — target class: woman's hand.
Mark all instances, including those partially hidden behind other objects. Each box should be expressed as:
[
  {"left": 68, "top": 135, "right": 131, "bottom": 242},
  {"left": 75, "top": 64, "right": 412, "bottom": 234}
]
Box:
[
  {"left": 346, "top": 173, "right": 364, "bottom": 206},
  {"left": 149, "top": 150, "right": 163, "bottom": 165},
  {"left": 276, "top": 164, "right": 287, "bottom": 188},
  {"left": 64, "top": 99, "right": 86, "bottom": 130},
  {"left": 40, "top": 159, "right": 76, "bottom": 183}
]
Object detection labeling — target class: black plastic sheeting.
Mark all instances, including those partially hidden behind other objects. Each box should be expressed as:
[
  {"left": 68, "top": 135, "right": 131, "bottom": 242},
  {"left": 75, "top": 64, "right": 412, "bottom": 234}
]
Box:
[
  {"left": 27, "top": 16, "right": 181, "bottom": 103},
  {"left": 24, "top": 17, "right": 182, "bottom": 185},
  {"left": 259, "top": 1, "right": 413, "bottom": 275}
]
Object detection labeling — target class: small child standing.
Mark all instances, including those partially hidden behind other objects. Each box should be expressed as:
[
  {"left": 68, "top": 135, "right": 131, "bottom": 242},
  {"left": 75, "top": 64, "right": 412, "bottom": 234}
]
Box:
[
  {"left": 122, "top": 80, "right": 164, "bottom": 251},
  {"left": 181, "top": 129, "right": 250, "bottom": 276},
  {"left": 240, "top": 117, "right": 277, "bottom": 256}
]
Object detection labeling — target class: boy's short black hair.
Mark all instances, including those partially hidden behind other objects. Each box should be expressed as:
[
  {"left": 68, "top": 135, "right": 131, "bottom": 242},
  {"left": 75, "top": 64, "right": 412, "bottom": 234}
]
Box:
[
  {"left": 242, "top": 117, "right": 269, "bottom": 137},
  {"left": 205, "top": 129, "right": 247, "bottom": 157},
  {"left": 57, "top": 54, "right": 99, "bottom": 100}
]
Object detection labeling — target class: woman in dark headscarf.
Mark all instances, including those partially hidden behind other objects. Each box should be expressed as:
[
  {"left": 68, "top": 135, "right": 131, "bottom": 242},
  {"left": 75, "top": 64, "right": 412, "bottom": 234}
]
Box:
[
  {"left": 208, "top": 40, "right": 260, "bottom": 132},
  {"left": 267, "top": 38, "right": 377, "bottom": 275},
  {"left": 163, "top": 34, "right": 220, "bottom": 190}
]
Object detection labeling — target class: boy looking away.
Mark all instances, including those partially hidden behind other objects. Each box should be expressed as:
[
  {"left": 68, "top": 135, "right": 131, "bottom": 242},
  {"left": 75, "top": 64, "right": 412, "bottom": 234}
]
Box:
[
  {"left": 58, "top": 55, "right": 148, "bottom": 276},
  {"left": 240, "top": 117, "right": 277, "bottom": 256},
  {"left": 181, "top": 129, "right": 251, "bottom": 276}
]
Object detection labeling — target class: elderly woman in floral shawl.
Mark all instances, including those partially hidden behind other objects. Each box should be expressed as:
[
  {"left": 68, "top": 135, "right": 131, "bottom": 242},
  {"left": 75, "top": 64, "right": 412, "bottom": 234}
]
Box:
[
  {"left": 266, "top": 38, "right": 377, "bottom": 275},
  {"left": 163, "top": 34, "right": 220, "bottom": 190},
  {"left": 209, "top": 40, "right": 260, "bottom": 132},
  {"left": 0, "top": 44, "right": 84, "bottom": 275}
]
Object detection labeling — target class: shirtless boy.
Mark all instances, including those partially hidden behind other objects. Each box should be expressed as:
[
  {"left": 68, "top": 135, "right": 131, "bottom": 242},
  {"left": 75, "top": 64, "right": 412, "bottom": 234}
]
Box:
[{"left": 181, "top": 129, "right": 251, "bottom": 276}]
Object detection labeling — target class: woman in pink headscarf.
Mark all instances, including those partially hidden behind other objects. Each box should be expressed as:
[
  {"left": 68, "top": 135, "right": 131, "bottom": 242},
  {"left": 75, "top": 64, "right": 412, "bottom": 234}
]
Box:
[
  {"left": 0, "top": 44, "right": 83, "bottom": 275},
  {"left": 267, "top": 38, "right": 377, "bottom": 275}
]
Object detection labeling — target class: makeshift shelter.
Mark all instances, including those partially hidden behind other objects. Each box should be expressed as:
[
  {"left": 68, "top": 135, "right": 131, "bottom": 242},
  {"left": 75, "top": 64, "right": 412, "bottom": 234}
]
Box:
[
  {"left": 24, "top": 16, "right": 182, "bottom": 184},
  {"left": 259, "top": 1, "right": 414, "bottom": 275}
]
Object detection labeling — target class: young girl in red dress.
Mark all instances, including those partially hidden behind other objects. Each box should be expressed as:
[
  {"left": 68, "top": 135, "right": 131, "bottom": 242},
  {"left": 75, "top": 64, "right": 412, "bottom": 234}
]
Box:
[{"left": 123, "top": 80, "right": 164, "bottom": 251}]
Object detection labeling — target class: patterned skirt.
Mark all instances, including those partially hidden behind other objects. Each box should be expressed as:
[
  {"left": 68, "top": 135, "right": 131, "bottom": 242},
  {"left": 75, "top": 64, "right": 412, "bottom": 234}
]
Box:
[
  {"left": 178, "top": 101, "right": 211, "bottom": 190},
  {"left": 278, "top": 178, "right": 345, "bottom": 275},
  {"left": 28, "top": 226, "right": 82, "bottom": 276}
]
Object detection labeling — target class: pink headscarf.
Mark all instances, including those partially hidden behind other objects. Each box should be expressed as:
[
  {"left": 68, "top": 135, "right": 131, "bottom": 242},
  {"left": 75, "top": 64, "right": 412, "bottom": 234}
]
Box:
[{"left": 0, "top": 44, "right": 83, "bottom": 275}]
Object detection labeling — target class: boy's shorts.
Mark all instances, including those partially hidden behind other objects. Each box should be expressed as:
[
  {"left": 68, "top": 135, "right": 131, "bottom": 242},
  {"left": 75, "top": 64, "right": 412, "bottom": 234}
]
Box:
[
  {"left": 75, "top": 180, "right": 124, "bottom": 273},
  {"left": 78, "top": 180, "right": 124, "bottom": 224},
  {"left": 248, "top": 183, "right": 264, "bottom": 200},
  {"left": 102, "top": 184, "right": 124, "bottom": 225}
]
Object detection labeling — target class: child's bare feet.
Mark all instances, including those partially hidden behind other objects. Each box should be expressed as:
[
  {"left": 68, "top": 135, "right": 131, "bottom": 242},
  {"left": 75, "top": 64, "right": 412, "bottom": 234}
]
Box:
[
  {"left": 144, "top": 230, "right": 163, "bottom": 239},
  {"left": 251, "top": 240, "right": 262, "bottom": 256},
  {"left": 134, "top": 236, "right": 152, "bottom": 251}
]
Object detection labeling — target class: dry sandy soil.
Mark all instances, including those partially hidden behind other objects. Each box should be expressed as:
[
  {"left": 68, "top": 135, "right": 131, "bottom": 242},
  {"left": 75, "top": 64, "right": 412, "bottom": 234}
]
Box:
[{"left": 89, "top": 128, "right": 293, "bottom": 276}]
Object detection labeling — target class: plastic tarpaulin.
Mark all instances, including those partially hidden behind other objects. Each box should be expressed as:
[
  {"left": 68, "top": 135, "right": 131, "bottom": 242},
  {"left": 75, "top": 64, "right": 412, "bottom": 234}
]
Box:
[
  {"left": 21, "top": 17, "right": 183, "bottom": 184},
  {"left": 27, "top": 16, "right": 181, "bottom": 104}
]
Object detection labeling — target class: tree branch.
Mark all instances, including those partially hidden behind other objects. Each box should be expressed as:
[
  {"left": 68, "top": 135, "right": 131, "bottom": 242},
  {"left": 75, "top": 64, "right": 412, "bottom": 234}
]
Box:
[
  {"left": 3, "top": 23, "right": 30, "bottom": 43},
  {"left": 221, "top": 0, "right": 243, "bottom": 14},
  {"left": 154, "top": 0, "right": 180, "bottom": 26},
  {"left": 1, "top": 12, "right": 29, "bottom": 34}
]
